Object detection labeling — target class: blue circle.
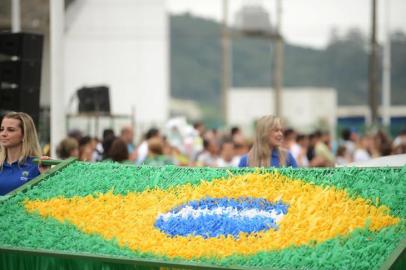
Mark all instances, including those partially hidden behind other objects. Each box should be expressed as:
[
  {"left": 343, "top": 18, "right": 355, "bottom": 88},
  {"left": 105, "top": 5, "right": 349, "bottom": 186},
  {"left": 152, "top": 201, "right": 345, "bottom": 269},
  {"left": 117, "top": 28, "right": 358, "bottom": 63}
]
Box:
[{"left": 155, "top": 197, "right": 288, "bottom": 238}]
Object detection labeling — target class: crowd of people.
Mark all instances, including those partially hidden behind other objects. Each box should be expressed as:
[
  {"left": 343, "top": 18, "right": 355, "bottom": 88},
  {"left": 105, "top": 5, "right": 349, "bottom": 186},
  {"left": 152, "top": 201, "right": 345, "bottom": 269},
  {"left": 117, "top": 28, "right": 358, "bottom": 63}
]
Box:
[
  {"left": 54, "top": 116, "right": 406, "bottom": 168},
  {"left": 1, "top": 111, "right": 406, "bottom": 195}
]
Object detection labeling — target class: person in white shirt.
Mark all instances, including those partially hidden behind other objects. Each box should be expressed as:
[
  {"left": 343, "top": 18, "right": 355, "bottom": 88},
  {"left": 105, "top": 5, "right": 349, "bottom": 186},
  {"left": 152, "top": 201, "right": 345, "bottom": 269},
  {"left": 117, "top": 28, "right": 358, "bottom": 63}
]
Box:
[
  {"left": 196, "top": 138, "right": 219, "bottom": 167},
  {"left": 353, "top": 135, "right": 374, "bottom": 162},
  {"left": 217, "top": 139, "right": 240, "bottom": 167},
  {"left": 136, "top": 128, "right": 160, "bottom": 165}
]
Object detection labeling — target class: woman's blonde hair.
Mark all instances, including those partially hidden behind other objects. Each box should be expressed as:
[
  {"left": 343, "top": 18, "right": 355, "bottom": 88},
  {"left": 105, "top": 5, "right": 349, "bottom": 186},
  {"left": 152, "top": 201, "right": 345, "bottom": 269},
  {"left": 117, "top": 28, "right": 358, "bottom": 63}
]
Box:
[
  {"left": 248, "top": 115, "right": 287, "bottom": 167},
  {"left": 0, "top": 112, "right": 41, "bottom": 167}
]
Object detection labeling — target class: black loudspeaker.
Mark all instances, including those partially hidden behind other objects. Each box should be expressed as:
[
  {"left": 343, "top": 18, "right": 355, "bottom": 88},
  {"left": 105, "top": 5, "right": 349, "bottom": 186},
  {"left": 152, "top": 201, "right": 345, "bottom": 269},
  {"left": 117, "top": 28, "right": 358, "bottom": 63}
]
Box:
[
  {"left": 0, "top": 60, "right": 41, "bottom": 88},
  {"left": 0, "top": 110, "right": 7, "bottom": 124},
  {"left": 0, "top": 88, "right": 40, "bottom": 123},
  {"left": 0, "top": 33, "right": 43, "bottom": 126},
  {"left": 77, "top": 86, "right": 111, "bottom": 113},
  {"left": 0, "top": 33, "right": 43, "bottom": 59}
]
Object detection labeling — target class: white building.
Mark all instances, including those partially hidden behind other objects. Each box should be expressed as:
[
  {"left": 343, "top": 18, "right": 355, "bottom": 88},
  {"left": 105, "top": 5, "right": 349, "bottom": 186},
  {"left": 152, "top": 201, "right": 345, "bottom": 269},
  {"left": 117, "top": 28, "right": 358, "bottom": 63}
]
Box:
[
  {"left": 228, "top": 87, "right": 337, "bottom": 135},
  {"left": 337, "top": 105, "right": 406, "bottom": 123},
  {"left": 47, "top": 0, "right": 169, "bottom": 141}
]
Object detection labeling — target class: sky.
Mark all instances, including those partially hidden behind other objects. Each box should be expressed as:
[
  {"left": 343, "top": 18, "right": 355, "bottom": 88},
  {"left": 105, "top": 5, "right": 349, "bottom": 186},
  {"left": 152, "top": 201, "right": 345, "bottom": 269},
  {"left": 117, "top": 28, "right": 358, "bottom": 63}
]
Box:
[{"left": 167, "top": 0, "right": 406, "bottom": 48}]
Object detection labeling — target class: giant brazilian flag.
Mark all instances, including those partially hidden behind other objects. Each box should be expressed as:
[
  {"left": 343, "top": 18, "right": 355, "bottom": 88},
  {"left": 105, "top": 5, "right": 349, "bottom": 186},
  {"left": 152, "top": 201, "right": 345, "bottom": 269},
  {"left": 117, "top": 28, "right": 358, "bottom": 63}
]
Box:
[{"left": 0, "top": 161, "right": 405, "bottom": 269}]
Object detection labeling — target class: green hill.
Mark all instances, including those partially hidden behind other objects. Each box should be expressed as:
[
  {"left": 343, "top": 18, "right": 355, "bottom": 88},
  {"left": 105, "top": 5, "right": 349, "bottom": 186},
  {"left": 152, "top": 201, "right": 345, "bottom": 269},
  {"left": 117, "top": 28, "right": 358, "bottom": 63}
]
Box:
[{"left": 170, "top": 14, "right": 406, "bottom": 124}]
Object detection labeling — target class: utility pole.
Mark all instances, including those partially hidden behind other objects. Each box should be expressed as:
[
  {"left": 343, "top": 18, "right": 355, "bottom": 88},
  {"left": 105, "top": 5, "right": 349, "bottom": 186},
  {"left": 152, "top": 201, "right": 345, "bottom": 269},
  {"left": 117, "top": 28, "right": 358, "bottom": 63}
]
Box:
[
  {"left": 50, "top": 0, "right": 66, "bottom": 157},
  {"left": 368, "top": 0, "right": 379, "bottom": 126},
  {"left": 272, "top": 0, "right": 283, "bottom": 117},
  {"left": 222, "top": 0, "right": 230, "bottom": 125},
  {"left": 11, "top": 0, "right": 21, "bottom": 32},
  {"left": 382, "top": 0, "right": 391, "bottom": 127}
]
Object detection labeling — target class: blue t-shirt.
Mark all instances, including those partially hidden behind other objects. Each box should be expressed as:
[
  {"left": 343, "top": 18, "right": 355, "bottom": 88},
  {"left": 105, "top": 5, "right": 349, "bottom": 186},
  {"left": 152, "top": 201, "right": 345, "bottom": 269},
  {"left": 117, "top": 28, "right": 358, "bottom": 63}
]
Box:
[
  {"left": 238, "top": 150, "right": 297, "bottom": 168},
  {"left": 0, "top": 157, "right": 40, "bottom": 195}
]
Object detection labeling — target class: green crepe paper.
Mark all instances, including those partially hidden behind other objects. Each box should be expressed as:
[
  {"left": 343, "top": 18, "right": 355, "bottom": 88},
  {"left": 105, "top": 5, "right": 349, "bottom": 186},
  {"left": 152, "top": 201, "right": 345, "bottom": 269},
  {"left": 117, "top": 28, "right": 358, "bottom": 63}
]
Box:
[{"left": 0, "top": 162, "right": 405, "bottom": 270}]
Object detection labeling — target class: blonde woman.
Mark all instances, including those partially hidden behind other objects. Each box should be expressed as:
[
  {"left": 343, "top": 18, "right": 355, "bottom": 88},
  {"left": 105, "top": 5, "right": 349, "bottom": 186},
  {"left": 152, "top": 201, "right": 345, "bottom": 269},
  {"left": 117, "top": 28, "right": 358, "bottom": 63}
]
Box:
[
  {"left": 0, "top": 112, "right": 42, "bottom": 195},
  {"left": 238, "top": 115, "right": 297, "bottom": 168}
]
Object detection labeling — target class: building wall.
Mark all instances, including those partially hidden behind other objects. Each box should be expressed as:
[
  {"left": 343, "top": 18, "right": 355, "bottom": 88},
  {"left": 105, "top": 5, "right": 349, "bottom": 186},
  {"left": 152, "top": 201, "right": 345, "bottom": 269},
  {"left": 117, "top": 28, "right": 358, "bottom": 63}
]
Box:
[
  {"left": 228, "top": 87, "right": 337, "bottom": 135},
  {"left": 64, "top": 0, "right": 169, "bottom": 131},
  {"left": 337, "top": 105, "right": 406, "bottom": 136}
]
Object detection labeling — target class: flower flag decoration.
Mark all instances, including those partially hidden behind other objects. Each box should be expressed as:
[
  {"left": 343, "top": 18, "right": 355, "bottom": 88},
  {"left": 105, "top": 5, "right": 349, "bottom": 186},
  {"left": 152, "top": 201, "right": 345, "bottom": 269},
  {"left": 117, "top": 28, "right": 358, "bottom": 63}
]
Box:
[
  {"left": 1, "top": 162, "right": 405, "bottom": 269},
  {"left": 24, "top": 172, "right": 399, "bottom": 259}
]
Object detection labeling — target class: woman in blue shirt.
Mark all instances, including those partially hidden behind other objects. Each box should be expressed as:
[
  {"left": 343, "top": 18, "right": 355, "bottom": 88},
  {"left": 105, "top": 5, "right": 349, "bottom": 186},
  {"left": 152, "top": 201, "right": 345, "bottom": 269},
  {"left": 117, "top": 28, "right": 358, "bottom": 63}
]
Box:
[
  {"left": 0, "top": 112, "right": 42, "bottom": 195},
  {"left": 239, "top": 115, "right": 297, "bottom": 168}
]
